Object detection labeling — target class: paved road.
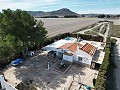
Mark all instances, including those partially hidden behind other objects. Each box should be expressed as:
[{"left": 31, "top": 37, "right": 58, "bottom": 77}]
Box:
[{"left": 106, "top": 38, "right": 120, "bottom": 90}]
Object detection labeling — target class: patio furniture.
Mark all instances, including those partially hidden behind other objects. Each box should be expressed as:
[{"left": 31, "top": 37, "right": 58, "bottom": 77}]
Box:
[{"left": 59, "top": 61, "right": 66, "bottom": 68}]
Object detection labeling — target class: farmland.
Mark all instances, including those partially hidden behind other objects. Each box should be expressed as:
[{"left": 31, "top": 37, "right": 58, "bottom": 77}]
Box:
[
  {"left": 109, "top": 19, "right": 120, "bottom": 25},
  {"left": 112, "top": 25, "right": 120, "bottom": 38},
  {"left": 36, "top": 18, "right": 103, "bottom": 37}
]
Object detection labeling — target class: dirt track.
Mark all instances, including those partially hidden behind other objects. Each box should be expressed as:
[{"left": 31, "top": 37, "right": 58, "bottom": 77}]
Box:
[{"left": 36, "top": 18, "right": 103, "bottom": 37}]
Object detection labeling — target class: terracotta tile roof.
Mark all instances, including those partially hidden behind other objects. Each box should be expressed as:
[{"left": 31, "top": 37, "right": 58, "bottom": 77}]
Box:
[
  {"left": 58, "top": 43, "right": 78, "bottom": 52},
  {"left": 81, "top": 43, "right": 96, "bottom": 56}
]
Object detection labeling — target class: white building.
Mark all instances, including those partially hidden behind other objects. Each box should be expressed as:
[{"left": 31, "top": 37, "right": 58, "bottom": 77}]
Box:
[
  {"left": 0, "top": 75, "right": 18, "bottom": 90},
  {"left": 43, "top": 37, "right": 105, "bottom": 68}
]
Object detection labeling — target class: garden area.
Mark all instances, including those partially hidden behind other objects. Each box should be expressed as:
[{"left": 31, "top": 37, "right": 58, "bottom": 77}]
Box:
[
  {"left": 100, "top": 24, "right": 108, "bottom": 35},
  {"left": 92, "top": 24, "right": 103, "bottom": 33},
  {"left": 73, "top": 23, "right": 98, "bottom": 33},
  {"left": 84, "top": 31, "right": 99, "bottom": 36}
]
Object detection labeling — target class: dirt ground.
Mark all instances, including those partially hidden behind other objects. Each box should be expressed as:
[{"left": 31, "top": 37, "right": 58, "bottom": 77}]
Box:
[
  {"left": 3, "top": 50, "right": 98, "bottom": 90},
  {"left": 37, "top": 18, "right": 103, "bottom": 37}
]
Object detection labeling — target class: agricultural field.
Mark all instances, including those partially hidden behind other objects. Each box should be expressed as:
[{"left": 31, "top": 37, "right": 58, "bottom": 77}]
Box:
[
  {"left": 112, "top": 25, "right": 120, "bottom": 38},
  {"left": 109, "top": 19, "right": 120, "bottom": 25},
  {"left": 92, "top": 24, "right": 103, "bottom": 33},
  {"left": 36, "top": 18, "right": 103, "bottom": 37}
]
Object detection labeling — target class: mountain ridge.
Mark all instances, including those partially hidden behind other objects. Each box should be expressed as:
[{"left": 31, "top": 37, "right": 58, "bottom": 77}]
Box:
[{"left": 27, "top": 8, "right": 79, "bottom": 17}]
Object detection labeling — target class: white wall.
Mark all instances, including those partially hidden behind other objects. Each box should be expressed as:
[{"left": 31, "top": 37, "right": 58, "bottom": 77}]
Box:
[
  {"left": 0, "top": 75, "right": 18, "bottom": 90},
  {"left": 74, "top": 50, "right": 92, "bottom": 65},
  {"left": 63, "top": 54, "right": 73, "bottom": 62}
]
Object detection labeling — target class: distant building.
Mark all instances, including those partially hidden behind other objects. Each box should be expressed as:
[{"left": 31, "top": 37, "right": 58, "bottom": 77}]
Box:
[{"left": 43, "top": 37, "right": 105, "bottom": 68}]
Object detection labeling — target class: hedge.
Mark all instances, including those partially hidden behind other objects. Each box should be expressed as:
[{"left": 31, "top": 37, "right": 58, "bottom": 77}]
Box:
[{"left": 95, "top": 38, "right": 111, "bottom": 90}]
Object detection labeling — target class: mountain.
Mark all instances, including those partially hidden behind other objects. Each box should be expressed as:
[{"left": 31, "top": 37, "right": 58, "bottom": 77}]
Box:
[{"left": 27, "top": 8, "right": 79, "bottom": 17}]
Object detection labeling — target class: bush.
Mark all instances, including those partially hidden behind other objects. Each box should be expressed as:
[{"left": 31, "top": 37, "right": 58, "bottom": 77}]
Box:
[
  {"left": 95, "top": 38, "right": 111, "bottom": 90},
  {"left": 111, "top": 38, "right": 117, "bottom": 44}
]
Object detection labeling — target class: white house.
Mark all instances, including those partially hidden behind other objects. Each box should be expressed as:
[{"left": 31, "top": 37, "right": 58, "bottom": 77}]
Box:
[
  {"left": 43, "top": 37, "right": 105, "bottom": 68},
  {"left": 0, "top": 75, "right": 18, "bottom": 90}
]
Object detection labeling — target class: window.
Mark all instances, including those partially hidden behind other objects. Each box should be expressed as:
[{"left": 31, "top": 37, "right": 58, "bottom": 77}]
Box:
[{"left": 78, "top": 57, "right": 83, "bottom": 61}]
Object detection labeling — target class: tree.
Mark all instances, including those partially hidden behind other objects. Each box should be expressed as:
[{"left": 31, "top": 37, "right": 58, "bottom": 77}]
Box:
[
  {"left": 0, "top": 9, "right": 47, "bottom": 60},
  {"left": 98, "top": 14, "right": 105, "bottom": 18},
  {"left": 106, "top": 15, "right": 110, "bottom": 18},
  {"left": 64, "top": 15, "right": 78, "bottom": 18}
]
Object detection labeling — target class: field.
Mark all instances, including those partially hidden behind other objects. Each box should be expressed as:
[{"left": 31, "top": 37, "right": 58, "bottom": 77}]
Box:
[
  {"left": 112, "top": 25, "right": 120, "bottom": 38},
  {"left": 36, "top": 18, "right": 102, "bottom": 37},
  {"left": 92, "top": 24, "right": 103, "bottom": 33},
  {"left": 84, "top": 30, "right": 99, "bottom": 35},
  {"left": 108, "top": 19, "right": 120, "bottom": 25},
  {"left": 100, "top": 24, "right": 108, "bottom": 35}
]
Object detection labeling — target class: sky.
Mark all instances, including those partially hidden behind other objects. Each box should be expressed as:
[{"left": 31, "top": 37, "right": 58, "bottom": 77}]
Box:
[{"left": 0, "top": 0, "right": 120, "bottom": 14}]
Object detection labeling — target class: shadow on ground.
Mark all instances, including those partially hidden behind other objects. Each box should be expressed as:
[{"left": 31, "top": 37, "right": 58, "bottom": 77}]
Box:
[{"left": 13, "top": 50, "right": 86, "bottom": 89}]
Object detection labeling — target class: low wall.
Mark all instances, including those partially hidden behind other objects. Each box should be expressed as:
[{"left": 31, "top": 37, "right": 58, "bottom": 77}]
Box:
[{"left": 0, "top": 75, "right": 18, "bottom": 90}]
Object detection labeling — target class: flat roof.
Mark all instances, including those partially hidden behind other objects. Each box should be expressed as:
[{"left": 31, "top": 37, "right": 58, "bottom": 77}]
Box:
[
  {"left": 92, "top": 51, "right": 105, "bottom": 64},
  {"left": 42, "top": 37, "right": 77, "bottom": 51}
]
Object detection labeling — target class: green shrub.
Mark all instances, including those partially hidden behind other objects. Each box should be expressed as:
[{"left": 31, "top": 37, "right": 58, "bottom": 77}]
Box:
[
  {"left": 95, "top": 38, "right": 111, "bottom": 90},
  {"left": 100, "top": 24, "right": 108, "bottom": 35},
  {"left": 111, "top": 38, "right": 117, "bottom": 44}
]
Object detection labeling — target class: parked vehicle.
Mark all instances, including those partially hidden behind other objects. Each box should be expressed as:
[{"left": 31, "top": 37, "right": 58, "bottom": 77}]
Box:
[{"left": 11, "top": 58, "right": 23, "bottom": 66}]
